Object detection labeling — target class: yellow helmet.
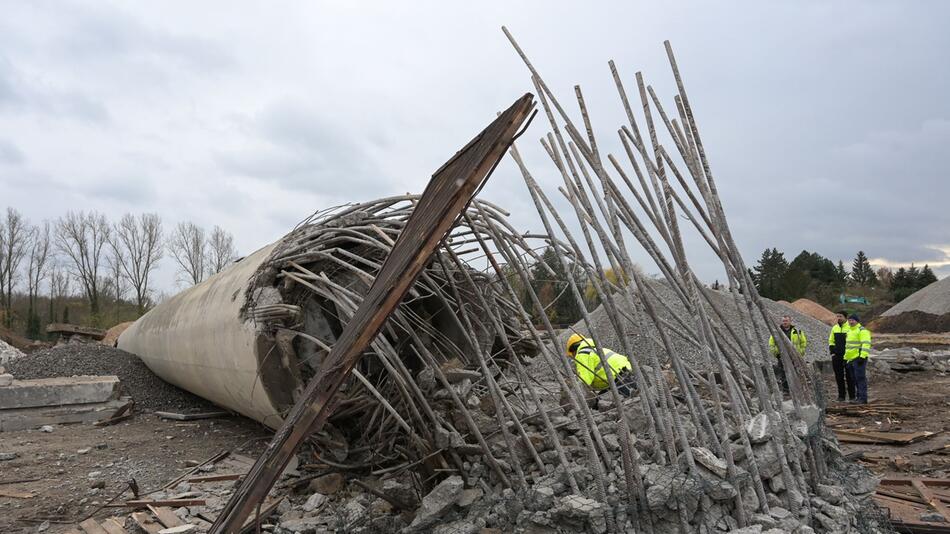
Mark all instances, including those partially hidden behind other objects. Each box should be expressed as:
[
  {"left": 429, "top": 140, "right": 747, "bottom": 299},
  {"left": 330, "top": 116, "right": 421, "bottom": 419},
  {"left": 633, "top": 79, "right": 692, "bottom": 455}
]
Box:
[{"left": 566, "top": 334, "right": 585, "bottom": 357}]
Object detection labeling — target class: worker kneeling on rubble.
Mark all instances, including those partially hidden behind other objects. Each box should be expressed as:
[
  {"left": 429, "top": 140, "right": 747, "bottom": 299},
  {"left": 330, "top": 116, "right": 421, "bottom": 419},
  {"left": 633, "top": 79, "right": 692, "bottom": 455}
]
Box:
[{"left": 566, "top": 334, "right": 636, "bottom": 396}]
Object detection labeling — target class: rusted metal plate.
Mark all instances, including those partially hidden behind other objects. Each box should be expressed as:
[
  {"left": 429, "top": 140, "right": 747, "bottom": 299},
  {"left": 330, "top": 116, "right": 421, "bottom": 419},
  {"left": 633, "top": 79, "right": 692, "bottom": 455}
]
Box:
[{"left": 210, "top": 93, "right": 535, "bottom": 533}]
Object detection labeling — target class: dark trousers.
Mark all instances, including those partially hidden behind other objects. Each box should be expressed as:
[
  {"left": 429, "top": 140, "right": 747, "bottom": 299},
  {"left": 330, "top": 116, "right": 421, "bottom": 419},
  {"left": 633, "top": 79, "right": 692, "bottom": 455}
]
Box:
[
  {"left": 846, "top": 358, "right": 868, "bottom": 402},
  {"left": 831, "top": 354, "right": 849, "bottom": 400},
  {"left": 773, "top": 360, "right": 789, "bottom": 393}
]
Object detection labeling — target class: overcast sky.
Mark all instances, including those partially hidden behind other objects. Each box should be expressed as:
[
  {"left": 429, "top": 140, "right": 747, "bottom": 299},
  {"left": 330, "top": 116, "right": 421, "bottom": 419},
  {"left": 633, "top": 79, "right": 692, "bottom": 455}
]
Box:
[{"left": 1, "top": 1, "right": 948, "bottom": 295}]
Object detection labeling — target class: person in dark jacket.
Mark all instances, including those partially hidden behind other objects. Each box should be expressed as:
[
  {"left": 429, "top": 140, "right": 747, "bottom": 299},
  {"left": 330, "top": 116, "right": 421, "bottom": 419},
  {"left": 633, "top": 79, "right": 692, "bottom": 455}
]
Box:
[{"left": 828, "top": 311, "right": 852, "bottom": 401}]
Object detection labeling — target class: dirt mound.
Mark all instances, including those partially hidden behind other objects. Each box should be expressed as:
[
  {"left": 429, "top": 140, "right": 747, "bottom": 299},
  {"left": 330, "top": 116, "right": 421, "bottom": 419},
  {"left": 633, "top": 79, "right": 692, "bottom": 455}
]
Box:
[
  {"left": 871, "top": 310, "right": 950, "bottom": 334},
  {"left": 102, "top": 321, "right": 134, "bottom": 347},
  {"left": 788, "top": 298, "right": 838, "bottom": 325},
  {"left": 883, "top": 275, "right": 950, "bottom": 317},
  {"left": 6, "top": 343, "right": 220, "bottom": 412}
]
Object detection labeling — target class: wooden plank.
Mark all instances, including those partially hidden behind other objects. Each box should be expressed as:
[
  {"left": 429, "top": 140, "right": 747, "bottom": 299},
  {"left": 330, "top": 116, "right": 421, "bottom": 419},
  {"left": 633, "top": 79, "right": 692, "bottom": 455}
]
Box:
[
  {"left": 147, "top": 505, "right": 184, "bottom": 528},
  {"left": 209, "top": 94, "right": 536, "bottom": 534},
  {"left": 124, "top": 499, "right": 205, "bottom": 508},
  {"left": 78, "top": 518, "right": 110, "bottom": 534},
  {"left": 0, "top": 488, "right": 35, "bottom": 498},
  {"left": 161, "top": 450, "right": 230, "bottom": 490},
  {"left": 155, "top": 411, "right": 228, "bottom": 421},
  {"left": 913, "top": 479, "right": 950, "bottom": 522},
  {"left": 131, "top": 512, "right": 163, "bottom": 534},
  {"left": 100, "top": 518, "right": 128, "bottom": 534},
  {"left": 64, "top": 530, "right": 84, "bottom": 534},
  {"left": 187, "top": 473, "right": 243, "bottom": 483},
  {"left": 835, "top": 429, "right": 937, "bottom": 445}
]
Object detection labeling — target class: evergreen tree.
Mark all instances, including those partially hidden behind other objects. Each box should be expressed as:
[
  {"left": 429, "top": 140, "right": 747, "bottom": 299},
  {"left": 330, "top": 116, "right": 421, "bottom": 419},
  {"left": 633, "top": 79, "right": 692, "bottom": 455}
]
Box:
[
  {"left": 851, "top": 251, "right": 877, "bottom": 286},
  {"left": 834, "top": 261, "right": 849, "bottom": 287},
  {"left": 919, "top": 264, "right": 938, "bottom": 287},
  {"left": 753, "top": 248, "right": 789, "bottom": 300}
]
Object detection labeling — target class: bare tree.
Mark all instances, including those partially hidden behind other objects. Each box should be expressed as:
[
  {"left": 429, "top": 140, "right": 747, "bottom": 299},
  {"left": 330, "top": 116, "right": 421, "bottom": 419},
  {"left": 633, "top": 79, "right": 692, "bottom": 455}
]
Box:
[
  {"left": 48, "top": 264, "right": 71, "bottom": 323},
  {"left": 169, "top": 221, "right": 206, "bottom": 286},
  {"left": 1, "top": 208, "right": 30, "bottom": 326},
  {"left": 105, "top": 246, "right": 128, "bottom": 315},
  {"left": 25, "top": 221, "right": 52, "bottom": 336},
  {"left": 110, "top": 213, "right": 163, "bottom": 314},
  {"left": 206, "top": 225, "right": 236, "bottom": 275},
  {"left": 55, "top": 211, "right": 110, "bottom": 315}
]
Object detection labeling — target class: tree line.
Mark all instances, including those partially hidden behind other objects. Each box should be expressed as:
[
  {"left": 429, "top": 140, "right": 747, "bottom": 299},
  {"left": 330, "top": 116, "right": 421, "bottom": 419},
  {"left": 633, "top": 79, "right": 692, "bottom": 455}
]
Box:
[
  {"left": 751, "top": 248, "right": 937, "bottom": 304},
  {"left": 0, "top": 207, "right": 238, "bottom": 337}
]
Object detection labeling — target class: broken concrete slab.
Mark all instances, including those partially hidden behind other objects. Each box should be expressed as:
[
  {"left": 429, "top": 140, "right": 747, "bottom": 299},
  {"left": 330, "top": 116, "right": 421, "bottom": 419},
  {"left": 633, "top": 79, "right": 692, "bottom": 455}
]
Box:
[
  {"left": 745, "top": 412, "right": 772, "bottom": 444},
  {"left": 0, "top": 397, "right": 130, "bottom": 432},
  {"left": 0, "top": 376, "right": 119, "bottom": 410},
  {"left": 692, "top": 446, "right": 728, "bottom": 478},
  {"left": 406, "top": 475, "right": 464, "bottom": 532}
]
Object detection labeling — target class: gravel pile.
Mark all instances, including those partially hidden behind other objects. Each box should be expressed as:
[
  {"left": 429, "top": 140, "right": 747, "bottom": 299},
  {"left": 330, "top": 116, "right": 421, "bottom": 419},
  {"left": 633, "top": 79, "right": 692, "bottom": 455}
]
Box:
[
  {"left": 6, "top": 343, "right": 219, "bottom": 412},
  {"left": 883, "top": 275, "right": 950, "bottom": 317},
  {"left": 566, "top": 278, "right": 832, "bottom": 369}
]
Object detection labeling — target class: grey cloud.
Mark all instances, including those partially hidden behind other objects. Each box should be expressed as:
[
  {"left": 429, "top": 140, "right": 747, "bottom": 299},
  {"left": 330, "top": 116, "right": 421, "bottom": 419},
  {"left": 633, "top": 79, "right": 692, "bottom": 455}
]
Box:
[
  {"left": 216, "top": 101, "right": 382, "bottom": 196},
  {"left": 0, "top": 139, "right": 24, "bottom": 165},
  {"left": 0, "top": 54, "right": 109, "bottom": 123},
  {"left": 46, "top": 3, "right": 234, "bottom": 73}
]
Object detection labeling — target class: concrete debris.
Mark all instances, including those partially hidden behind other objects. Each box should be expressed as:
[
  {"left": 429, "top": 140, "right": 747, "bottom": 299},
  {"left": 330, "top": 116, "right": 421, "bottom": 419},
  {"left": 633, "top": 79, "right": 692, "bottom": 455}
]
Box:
[
  {"left": 0, "top": 452, "right": 17, "bottom": 461},
  {"left": 0, "top": 338, "right": 24, "bottom": 365},
  {"left": 869, "top": 346, "right": 950, "bottom": 373},
  {"left": 407, "top": 475, "right": 464, "bottom": 532}
]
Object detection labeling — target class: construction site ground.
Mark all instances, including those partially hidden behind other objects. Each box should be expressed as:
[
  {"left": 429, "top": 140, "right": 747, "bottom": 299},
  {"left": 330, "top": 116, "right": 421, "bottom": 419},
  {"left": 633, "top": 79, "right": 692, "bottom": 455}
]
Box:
[
  {"left": 0, "top": 414, "right": 269, "bottom": 533},
  {"left": 2, "top": 334, "right": 948, "bottom": 533}
]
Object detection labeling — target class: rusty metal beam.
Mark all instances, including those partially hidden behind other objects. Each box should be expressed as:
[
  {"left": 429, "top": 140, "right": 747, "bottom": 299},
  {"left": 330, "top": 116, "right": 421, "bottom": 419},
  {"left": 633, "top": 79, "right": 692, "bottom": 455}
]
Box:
[{"left": 210, "top": 93, "right": 535, "bottom": 533}]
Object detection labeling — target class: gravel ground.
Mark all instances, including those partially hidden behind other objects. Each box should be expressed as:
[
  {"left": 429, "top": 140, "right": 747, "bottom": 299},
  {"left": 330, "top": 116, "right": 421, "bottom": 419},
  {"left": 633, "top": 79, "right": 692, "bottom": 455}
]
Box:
[
  {"left": 6, "top": 342, "right": 219, "bottom": 413},
  {"left": 565, "top": 278, "right": 831, "bottom": 370}
]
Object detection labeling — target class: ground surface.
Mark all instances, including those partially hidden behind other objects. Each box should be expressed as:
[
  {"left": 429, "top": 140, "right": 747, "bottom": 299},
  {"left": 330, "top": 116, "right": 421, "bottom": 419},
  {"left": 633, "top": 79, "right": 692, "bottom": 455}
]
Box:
[
  {"left": 822, "top": 368, "right": 950, "bottom": 480},
  {"left": 0, "top": 413, "right": 269, "bottom": 533}
]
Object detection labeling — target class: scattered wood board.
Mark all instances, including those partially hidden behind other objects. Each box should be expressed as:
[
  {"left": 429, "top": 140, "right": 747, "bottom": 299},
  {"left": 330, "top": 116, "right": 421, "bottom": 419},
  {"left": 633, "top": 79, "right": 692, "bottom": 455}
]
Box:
[
  {"left": 835, "top": 429, "right": 938, "bottom": 445},
  {"left": 188, "top": 473, "right": 243, "bottom": 483},
  {"left": 155, "top": 411, "right": 229, "bottom": 421},
  {"left": 123, "top": 498, "right": 205, "bottom": 508},
  {"left": 79, "top": 518, "right": 110, "bottom": 534},
  {"left": 147, "top": 505, "right": 184, "bottom": 528},
  {"left": 238, "top": 498, "right": 283, "bottom": 534},
  {"left": 0, "top": 487, "right": 35, "bottom": 498},
  {"left": 100, "top": 518, "right": 128, "bottom": 534},
  {"left": 875, "top": 478, "right": 950, "bottom": 533},
  {"left": 131, "top": 511, "right": 163, "bottom": 534}
]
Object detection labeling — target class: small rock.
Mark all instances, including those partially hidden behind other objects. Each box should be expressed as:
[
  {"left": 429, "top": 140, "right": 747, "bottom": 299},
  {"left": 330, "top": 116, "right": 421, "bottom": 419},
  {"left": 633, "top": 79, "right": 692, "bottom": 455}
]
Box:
[
  {"left": 302, "top": 492, "right": 327, "bottom": 513},
  {"left": 816, "top": 483, "right": 844, "bottom": 505},
  {"left": 39, "top": 425, "right": 54, "bottom": 433},
  {"left": 692, "top": 447, "right": 728, "bottom": 478},
  {"left": 407, "top": 475, "right": 464, "bottom": 532},
  {"left": 90, "top": 480, "right": 106, "bottom": 489},
  {"left": 745, "top": 413, "right": 771, "bottom": 443},
  {"left": 158, "top": 526, "right": 197, "bottom": 534},
  {"left": 0, "top": 452, "right": 17, "bottom": 461},
  {"left": 184, "top": 460, "right": 200, "bottom": 467},
  {"left": 920, "top": 512, "right": 946, "bottom": 523},
  {"left": 37, "top": 520, "right": 50, "bottom": 532},
  {"left": 458, "top": 488, "right": 482, "bottom": 508},
  {"left": 88, "top": 471, "right": 102, "bottom": 478},
  {"left": 77, "top": 448, "right": 91, "bottom": 455},
  {"left": 0, "top": 373, "right": 13, "bottom": 386},
  {"left": 308, "top": 472, "right": 344, "bottom": 495}
]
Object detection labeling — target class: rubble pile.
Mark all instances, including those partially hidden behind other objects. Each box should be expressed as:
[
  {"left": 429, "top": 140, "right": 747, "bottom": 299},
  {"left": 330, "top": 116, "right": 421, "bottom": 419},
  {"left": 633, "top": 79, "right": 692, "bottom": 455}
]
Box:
[
  {"left": 868, "top": 347, "right": 950, "bottom": 374},
  {"left": 6, "top": 344, "right": 218, "bottom": 412},
  {"left": 84, "top": 34, "right": 888, "bottom": 534},
  {"left": 0, "top": 338, "right": 24, "bottom": 365},
  {"left": 572, "top": 282, "right": 832, "bottom": 370}
]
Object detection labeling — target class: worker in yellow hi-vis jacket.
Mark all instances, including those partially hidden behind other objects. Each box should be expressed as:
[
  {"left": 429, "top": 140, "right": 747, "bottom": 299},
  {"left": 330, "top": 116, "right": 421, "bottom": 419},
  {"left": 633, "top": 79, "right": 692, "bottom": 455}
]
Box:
[{"left": 565, "top": 334, "right": 636, "bottom": 396}]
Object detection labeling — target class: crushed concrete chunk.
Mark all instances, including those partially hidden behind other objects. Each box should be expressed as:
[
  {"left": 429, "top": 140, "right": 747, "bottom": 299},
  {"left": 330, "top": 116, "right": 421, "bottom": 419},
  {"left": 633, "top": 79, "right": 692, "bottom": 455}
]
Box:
[
  {"left": 407, "top": 475, "right": 464, "bottom": 532},
  {"left": 745, "top": 412, "right": 771, "bottom": 443},
  {"left": 692, "top": 447, "right": 728, "bottom": 478}
]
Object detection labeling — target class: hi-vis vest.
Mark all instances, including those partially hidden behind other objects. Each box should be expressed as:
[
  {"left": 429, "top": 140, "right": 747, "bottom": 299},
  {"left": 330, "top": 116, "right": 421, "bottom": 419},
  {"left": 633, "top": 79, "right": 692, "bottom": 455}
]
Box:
[
  {"left": 828, "top": 322, "right": 850, "bottom": 357},
  {"left": 573, "top": 339, "right": 632, "bottom": 391},
  {"left": 844, "top": 324, "right": 872, "bottom": 362},
  {"left": 769, "top": 327, "right": 807, "bottom": 358}
]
